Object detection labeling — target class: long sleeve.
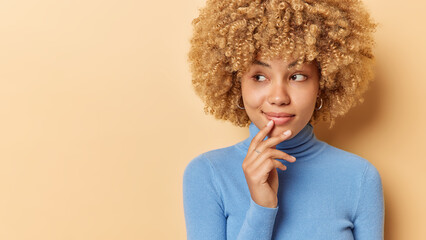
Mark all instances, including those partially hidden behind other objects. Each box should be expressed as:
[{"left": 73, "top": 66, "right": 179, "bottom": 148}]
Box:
[
  {"left": 183, "top": 155, "right": 226, "bottom": 240},
  {"left": 236, "top": 198, "right": 279, "bottom": 240},
  {"left": 183, "top": 154, "right": 279, "bottom": 240},
  {"left": 352, "top": 163, "right": 385, "bottom": 240}
]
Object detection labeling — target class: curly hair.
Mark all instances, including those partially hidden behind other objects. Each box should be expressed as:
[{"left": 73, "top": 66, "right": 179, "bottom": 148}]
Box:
[{"left": 188, "top": 0, "right": 377, "bottom": 127}]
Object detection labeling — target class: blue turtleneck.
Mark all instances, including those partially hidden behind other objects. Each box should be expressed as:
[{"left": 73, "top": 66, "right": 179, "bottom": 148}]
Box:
[{"left": 183, "top": 123, "right": 384, "bottom": 240}]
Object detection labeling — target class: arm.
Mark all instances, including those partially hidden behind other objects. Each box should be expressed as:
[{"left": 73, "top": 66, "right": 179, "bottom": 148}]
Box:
[
  {"left": 352, "top": 163, "right": 385, "bottom": 240},
  {"left": 183, "top": 154, "right": 226, "bottom": 240},
  {"left": 183, "top": 154, "right": 279, "bottom": 240},
  {"left": 236, "top": 198, "right": 279, "bottom": 240}
]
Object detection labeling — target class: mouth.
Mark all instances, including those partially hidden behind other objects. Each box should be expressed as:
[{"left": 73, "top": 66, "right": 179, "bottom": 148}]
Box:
[{"left": 262, "top": 111, "right": 295, "bottom": 125}]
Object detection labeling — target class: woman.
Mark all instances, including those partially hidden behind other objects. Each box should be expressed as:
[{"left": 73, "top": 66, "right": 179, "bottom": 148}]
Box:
[{"left": 183, "top": 0, "right": 384, "bottom": 239}]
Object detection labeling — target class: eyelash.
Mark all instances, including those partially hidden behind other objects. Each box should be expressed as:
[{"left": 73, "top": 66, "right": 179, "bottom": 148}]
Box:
[{"left": 252, "top": 74, "right": 307, "bottom": 82}]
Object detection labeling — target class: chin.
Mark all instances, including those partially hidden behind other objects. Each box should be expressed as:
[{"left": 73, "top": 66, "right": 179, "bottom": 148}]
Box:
[
  {"left": 271, "top": 120, "right": 308, "bottom": 140},
  {"left": 268, "top": 125, "right": 294, "bottom": 138}
]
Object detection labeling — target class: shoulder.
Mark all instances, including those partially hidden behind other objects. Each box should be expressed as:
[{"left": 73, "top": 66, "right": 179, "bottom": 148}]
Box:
[
  {"left": 321, "top": 143, "right": 381, "bottom": 180},
  {"left": 183, "top": 143, "right": 243, "bottom": 179},
  {"left": 189, "top": 142, "right": 244, "bottom": 167},
  {"left": 322, "top": 143, "right": 371, "bottom": 166}
]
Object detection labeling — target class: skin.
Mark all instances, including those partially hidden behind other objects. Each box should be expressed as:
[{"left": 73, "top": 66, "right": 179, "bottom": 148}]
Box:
[{"left": 240, "top": 57, "right": 320, "bottom": 208}]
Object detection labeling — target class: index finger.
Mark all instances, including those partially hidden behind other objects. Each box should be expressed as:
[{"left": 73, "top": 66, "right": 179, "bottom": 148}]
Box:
[{"left": 248, "top": 120, "right": 274, "bottom": 152}]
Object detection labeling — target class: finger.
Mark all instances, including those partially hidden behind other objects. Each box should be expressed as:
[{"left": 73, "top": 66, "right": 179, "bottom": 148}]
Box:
[
  {"left": 255, "top": 129, "right": 293, "bottom": 153},
  {"left": 273, "top": 159, "right": 287, "bottom": 171},
  {"left": 247, "top": 159, "right": 285, "bottom": 183},
  {"left": 247, "top": 148, "right": 274, "bottom": 170},
  {"left": 253, "top": 159, "right": 287, "bottom": 179},
  {"left": 250, "top": 148, "right": 295, "bottom": 170},
  {"left": 271, "top": 149, "right": 296, "bottom": 163},
  {"left": 248, "top": 120, "right": 274, "bottom": 152}
]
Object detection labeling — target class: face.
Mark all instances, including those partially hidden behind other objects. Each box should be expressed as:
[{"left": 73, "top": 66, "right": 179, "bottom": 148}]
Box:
[{"left": 241, "top": 57, "right": 320, "bottom": 139}]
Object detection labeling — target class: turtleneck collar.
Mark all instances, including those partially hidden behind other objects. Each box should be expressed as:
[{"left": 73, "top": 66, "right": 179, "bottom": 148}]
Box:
[{"left": 240, "top": 122, "right": 325, "bottom": 159}]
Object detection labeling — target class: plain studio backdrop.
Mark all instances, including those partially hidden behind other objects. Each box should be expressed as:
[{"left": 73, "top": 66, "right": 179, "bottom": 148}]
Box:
[{"left": 0, "top": 0, "right": 425, "bottom": 239}]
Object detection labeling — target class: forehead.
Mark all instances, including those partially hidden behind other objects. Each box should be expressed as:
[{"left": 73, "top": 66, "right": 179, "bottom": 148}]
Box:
[
  {"left": 255, "top": 51, "right": 310, "bottom": 67},
  {"left": 251, "top": 57, "right": 317, "bottom": 71}
]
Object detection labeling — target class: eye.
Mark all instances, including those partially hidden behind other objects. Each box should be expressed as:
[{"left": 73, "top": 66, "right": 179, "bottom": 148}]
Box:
[
  {"left": 290, "top": 74, "right": 307, "bottom": 81},
  {"left": 253, "top": 74, "right": 267, "bottom": 82}
]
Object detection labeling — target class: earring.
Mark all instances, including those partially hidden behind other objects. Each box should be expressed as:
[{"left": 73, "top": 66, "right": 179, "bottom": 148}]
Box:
[
  {"left": 237, "top": 97, "right": 245, "bottom": 110},
  {"left": 315, "top": 97, "right": 323, "bottom": 111}
]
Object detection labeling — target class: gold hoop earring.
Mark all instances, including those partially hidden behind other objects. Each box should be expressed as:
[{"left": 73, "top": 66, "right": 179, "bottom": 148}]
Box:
[
  {"left": 237, "top": 97, "right": 245, "bottom": 110},
  {"left": 315, "top": 97, "right": 323, "bottom": 111}
]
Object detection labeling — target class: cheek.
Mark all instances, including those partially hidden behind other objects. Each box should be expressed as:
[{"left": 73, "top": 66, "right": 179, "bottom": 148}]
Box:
[
  {"left": 241, "top": 84, "right": 265, "bottom": 108},
  {"left": 244, "top": 92, "right": 264, "bottom": 108},
  {"left": 295, "top": 80, "right": 318, "bottom": 107},
  {"left": 292, "top": 90, "right": 317, "bottom": 114}
]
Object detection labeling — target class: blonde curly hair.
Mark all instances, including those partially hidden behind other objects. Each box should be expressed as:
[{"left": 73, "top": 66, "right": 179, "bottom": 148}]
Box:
[{"left": 188, "top": 0, "right": 377, "bottom": 127}]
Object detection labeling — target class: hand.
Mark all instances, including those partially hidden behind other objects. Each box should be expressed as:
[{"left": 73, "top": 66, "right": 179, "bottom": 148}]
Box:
[{"left": 242, "top": 120, "right": 296, "bottom": 208}]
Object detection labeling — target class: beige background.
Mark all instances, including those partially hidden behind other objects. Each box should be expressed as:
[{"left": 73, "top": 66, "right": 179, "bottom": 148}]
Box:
[{"left": 0, "top": 0, "right": 425, "bottom": 239}]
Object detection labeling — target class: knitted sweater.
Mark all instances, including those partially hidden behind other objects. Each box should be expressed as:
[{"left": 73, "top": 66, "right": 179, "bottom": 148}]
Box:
[{"left": 183, "top": 123, "right": 384, "bottom": 239}]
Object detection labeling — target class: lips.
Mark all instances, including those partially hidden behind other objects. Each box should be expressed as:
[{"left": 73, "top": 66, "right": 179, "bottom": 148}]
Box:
[
  {"left": 263, "top": 111, "right": 295, "bottom": 117},
  {"left": 262, "top": 111, "right": 295, "bottom": 125}
]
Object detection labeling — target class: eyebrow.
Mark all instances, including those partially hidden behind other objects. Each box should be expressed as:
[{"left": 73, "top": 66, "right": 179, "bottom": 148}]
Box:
[{"left": 253, "top": 59, "right": 299, "bottom": 69}]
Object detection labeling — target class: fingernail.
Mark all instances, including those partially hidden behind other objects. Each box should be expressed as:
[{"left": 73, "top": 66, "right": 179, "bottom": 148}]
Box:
[
  {"left": 283, "top": 130, "right": 291, "bottom": 136},
  {"left": 267, "top": 120, "right": 273, "bottom": 127},
  {"left": 291, "top": 156, "right": 296, "bottom": 161}
]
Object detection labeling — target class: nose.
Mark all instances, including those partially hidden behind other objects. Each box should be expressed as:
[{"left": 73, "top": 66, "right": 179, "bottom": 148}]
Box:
[{"left": 267, "top": 83, "right": 291, "bottom": 106}]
